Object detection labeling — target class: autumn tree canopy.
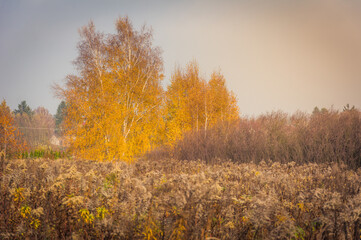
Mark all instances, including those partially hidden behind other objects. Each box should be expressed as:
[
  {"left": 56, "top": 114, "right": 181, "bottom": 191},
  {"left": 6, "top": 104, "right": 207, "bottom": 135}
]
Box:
[
  {"left": 165, "top": 61, "right": 239, "bottom": 145},
  {"left": 0, "top": 100, "right": 26, "bottom": 160},
  {"left": 56, "top": 17, "right": 164, "bottom": 161}
]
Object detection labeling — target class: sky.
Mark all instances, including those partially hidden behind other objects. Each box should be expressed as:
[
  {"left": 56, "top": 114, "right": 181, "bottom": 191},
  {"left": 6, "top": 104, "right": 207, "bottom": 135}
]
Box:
[{"left": 0, "top": 0, "right": 360, "bottom": 117}]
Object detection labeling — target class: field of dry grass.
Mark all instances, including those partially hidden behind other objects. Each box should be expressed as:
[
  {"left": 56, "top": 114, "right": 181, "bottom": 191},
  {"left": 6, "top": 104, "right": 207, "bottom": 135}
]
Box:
[{"left": 1, "top": 157, "right": 361, "bottom": 239}]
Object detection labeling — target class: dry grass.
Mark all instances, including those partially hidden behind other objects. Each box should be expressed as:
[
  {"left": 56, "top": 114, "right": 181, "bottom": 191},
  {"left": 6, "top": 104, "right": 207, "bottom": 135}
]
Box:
[{"left": 1, "top": 157, "right": 361, "bottom": 239}]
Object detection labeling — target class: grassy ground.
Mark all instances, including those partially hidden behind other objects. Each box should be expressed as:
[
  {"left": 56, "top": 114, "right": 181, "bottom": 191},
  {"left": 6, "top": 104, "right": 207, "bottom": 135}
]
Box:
[{"left": 1, "top": 157, "right": 361, "bottom": 239}]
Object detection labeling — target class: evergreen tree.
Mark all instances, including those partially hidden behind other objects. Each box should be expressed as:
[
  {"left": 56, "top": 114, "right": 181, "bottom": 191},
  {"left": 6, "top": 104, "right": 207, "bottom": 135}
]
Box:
[
  {"left": 14, "top": 100, "right": 33, "bottom": 116},
  {"left": 54, "top": 101, "right": 66, "bottom": 135}
]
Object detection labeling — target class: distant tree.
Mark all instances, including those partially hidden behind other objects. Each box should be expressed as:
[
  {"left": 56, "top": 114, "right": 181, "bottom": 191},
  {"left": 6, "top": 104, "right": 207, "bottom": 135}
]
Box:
[
  {"left": 0, "top": 100, "right": 26, "bottom": 161},
  {"left": 14, "top": 100, "right": 33, "bottom": 116},
  {"left": 312, "top": 107, "right": 320, "bottom": 115},
  {"left": 54, "top": 101, "right": 66, "bottom": 135},
  {"left": 343, "top": 103, "right": 355, "bottom": 112},
  {"left": 165, "top": 62, "right": 206, "bottom": 144},
  {"left": 207, "top": 71, "right": 239, "bottom": 127},
  {"left": 13, "top": 111, "right": 32, "bottom": 146},
  {"left": 320, "top": 108, "right": 329, "bottom": 114},
  {"left": 55, "top": 17, "right": 164, "bottom": 161},
  {"left": 14, "top": 105, "right": 55, "bottom": 149},
  {"left": 312, "top": 106, "right": 329, "bottom": 115},
  {"left": 32, "top": 107, "right": 55, "bottom": 146}
]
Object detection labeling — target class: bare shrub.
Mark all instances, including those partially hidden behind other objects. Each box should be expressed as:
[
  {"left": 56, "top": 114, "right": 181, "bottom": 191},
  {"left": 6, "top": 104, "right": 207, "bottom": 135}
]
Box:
[{"left": 171, "top": 108, "right": 361, "bottom": 169}]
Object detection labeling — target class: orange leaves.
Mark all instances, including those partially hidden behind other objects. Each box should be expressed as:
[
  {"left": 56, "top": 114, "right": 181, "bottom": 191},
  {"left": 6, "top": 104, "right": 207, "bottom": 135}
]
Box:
[
  {"left": 165, "top": 61, "right": 240, "bottom": 145},
  {"left": 57, "top": 17, "right": 164, "bottom": 161},
  {"left": 208, "top": 71, "right": 239, "bottom": 125},
  {"left": 0, "top": 100, "right": 26, "bottom": 160}
]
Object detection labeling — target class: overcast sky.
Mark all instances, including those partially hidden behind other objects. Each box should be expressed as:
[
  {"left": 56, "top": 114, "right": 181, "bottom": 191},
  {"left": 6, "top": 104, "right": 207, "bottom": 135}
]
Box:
[{"left": 1, "top": 0, "right": 360, "bottom": 117}]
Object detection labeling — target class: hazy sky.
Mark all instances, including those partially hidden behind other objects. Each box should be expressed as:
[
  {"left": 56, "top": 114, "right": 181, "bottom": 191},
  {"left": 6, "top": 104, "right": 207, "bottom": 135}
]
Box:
[{"left": 1, "top": 0, "right": 360, "bottom": 116}]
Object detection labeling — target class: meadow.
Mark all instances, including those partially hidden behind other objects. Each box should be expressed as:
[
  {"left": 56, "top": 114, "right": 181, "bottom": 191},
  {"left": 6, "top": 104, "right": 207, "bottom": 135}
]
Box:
[{"left": 1, "top": 157, "right": 361, "bottom": 239}]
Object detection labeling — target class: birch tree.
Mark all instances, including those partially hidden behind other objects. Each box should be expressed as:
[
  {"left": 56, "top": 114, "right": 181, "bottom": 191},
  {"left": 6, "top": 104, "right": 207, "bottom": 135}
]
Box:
[
  {"left": 165, "top": 61, "right": 239, "bottom": 145},
  {"left": 55, "top": 17, "right": 164, "bottom": 161}
]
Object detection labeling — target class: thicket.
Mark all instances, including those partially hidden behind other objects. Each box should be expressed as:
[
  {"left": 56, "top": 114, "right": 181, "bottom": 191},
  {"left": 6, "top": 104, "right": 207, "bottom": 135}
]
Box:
[
  {"left": 1, "top": 158, "right": 361, "bottom": 239},
  {"left": 165, "top": 108, "right": 361, "bottom": 169}
]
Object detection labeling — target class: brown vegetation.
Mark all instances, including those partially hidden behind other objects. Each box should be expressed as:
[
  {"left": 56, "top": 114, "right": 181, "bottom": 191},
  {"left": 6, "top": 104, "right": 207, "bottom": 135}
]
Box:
[
  {"left": 165, "top": 108, "right": 361, "bottom": 169},
  {"left": 1, "top": 157, "right": 361, "bottom": 239}
]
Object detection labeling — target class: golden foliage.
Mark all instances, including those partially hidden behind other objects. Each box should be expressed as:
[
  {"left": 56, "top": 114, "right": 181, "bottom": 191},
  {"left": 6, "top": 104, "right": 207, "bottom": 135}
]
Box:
[
  {"left": 0, "top": 100, "right": 27, "bottom": 160},
  {"left": 165, "top": 61, "right": 239, "bottom": 145},
  {"left": 55, "top": 17, "right": 164, "bottom": 161},
  {"left": 54, "top": 17, "right": 241, "bottom": 160}
]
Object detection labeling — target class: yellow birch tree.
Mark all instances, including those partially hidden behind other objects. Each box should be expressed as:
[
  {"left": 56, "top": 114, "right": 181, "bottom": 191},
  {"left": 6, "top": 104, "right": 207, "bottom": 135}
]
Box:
[
  {"left": 55, "top": 17, "right": 164, "bottom": 161},
  {"left": 207, "top": 71, "right": 239, "bottom": 126},
  {"left": 165, "top": 62, "right": 206, "bottom": 144},
  {"left": 165, "top": 61, "right": 239, "bottom": 145}
]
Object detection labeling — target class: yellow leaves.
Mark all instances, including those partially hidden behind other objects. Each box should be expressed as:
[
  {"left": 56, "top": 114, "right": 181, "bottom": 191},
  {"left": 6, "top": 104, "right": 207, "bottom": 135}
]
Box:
[
  {"left": 20, "top": 205, "right": 32, "bottom": 219},
  {"left": 275, "top": 214, "right": 287, "bottom": 226},
  {"left": 251, "top": 170, "right": 261, "bottom": 177},
  {"left": 241, "top": 216, "right": 249, "bottom": 223},
  {"left": 142, "top": 226, "right": 158, "bottom": 240},
  {"left": 297, "top": 202, "right": 309, "bottom": 212},
  {"left": 142, "top": 208, "right": 163, "bottom": 240},
  {"left": 30, "top": 218, "right": 41, "bottom": 229},
  {"left": 297, "top": 202, "right": 305, "bottom": 212},
  {"left": 96, "top": 206, "right": 109, "bottom": 220},
  {"left": 57, "top": 18, "right": 241, "bottom": 161},
  {"left": 165, "top": 61, "right": 239, "bottom": 146},
  {"left": 20, "top": 205, "right": 41, "bottom": 229},
  {"left": 13, "top": 187, "right": 25, "bottom": 203},
  {"left": 170, "top": 218, "right": 186, "bottom": 240},
  {"left": 0, "top": 100, "right": 27, "bottom": 159},
  {"left": 79, "top": 208, "right": 94, "bottom": 224},
  {"left": 58, "top": 17, "right": 164, "bottom": 162}
]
